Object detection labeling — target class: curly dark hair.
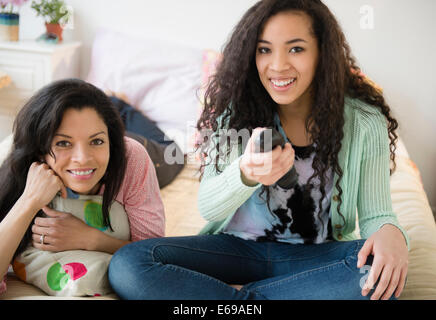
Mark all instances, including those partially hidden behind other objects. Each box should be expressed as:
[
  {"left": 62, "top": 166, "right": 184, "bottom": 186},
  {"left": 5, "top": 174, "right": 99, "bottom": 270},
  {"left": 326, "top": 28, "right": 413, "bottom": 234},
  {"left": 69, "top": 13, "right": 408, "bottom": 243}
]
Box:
[
  {"left": 196, "top": 0, "right": 398, "bottom": 228},
  {"left": 0, "top": 78, "right": 127, "bottom": 259}
]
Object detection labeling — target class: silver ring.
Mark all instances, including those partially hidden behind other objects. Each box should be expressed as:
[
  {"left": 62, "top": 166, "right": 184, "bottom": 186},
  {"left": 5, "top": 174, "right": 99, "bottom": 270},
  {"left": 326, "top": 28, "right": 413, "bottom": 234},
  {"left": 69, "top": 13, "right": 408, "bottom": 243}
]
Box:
[{"left": 40, "top": 234, "right": 45, "bottom": 245}]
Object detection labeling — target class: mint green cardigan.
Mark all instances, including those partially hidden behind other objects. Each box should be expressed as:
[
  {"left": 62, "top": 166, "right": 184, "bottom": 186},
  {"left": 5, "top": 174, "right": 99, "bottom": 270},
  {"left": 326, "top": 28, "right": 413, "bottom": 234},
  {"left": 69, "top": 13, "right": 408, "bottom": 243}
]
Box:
[{"left": 197, "top": 96, "right": 410, "bottom": 250}]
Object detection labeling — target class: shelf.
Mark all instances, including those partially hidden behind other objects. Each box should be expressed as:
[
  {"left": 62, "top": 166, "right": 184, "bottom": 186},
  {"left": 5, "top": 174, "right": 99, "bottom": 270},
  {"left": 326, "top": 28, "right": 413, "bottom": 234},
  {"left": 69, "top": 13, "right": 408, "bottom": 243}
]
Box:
[{"left": 0, "top": 40, "right": 81, "bottom": 54}]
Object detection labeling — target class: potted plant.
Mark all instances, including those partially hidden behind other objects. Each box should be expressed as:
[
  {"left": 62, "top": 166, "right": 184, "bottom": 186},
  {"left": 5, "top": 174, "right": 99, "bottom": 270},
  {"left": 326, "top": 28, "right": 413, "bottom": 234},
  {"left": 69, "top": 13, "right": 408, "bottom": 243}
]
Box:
[
  {"left": 0, "top": 0, "right": 29, "bottom": 41},
  {"left": 31, "top": 0, "right": 70, "bottom": 42}
]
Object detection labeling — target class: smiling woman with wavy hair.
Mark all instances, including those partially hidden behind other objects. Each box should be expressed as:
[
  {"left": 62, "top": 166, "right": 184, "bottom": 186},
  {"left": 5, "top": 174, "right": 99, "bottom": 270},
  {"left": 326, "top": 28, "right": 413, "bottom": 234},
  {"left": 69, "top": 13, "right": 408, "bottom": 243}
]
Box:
[
  {"left": 108, "top": 0, "right": 409, "bottom": 300},
  {"left": 0, "top": 79, "right": 165, "bottom": 297}
]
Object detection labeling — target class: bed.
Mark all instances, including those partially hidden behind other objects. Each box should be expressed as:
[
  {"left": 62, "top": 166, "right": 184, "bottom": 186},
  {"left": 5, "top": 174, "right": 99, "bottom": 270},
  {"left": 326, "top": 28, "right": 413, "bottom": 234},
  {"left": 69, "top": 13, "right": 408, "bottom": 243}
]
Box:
[{"left": 1, "top": 29, "right": 435, "bottom": 300}]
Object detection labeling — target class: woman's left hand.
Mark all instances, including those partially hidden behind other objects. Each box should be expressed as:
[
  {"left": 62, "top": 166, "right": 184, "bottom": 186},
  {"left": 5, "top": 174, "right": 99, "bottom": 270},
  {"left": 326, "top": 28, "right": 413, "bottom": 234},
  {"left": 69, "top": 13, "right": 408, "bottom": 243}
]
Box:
[
  {"left": 31, "top": 206, "right": 94, "bottom": 252},
  {"left": 357, "top": 224, "right": 409, "bottom": 300}
]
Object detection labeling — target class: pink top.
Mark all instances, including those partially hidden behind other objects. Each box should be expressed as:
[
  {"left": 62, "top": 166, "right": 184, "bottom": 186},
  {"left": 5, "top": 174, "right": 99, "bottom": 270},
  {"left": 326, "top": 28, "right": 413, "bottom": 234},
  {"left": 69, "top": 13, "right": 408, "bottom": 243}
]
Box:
[{"left": 0, "top": 136, "right": 165, "bottom": 295}]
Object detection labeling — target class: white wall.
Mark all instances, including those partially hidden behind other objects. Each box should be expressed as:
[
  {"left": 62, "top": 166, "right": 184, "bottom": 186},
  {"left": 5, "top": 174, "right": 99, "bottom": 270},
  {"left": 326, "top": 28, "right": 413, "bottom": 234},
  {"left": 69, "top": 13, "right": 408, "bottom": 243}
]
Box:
[{"left": 17, "top": 0, "right": 436, "bottom": 212}]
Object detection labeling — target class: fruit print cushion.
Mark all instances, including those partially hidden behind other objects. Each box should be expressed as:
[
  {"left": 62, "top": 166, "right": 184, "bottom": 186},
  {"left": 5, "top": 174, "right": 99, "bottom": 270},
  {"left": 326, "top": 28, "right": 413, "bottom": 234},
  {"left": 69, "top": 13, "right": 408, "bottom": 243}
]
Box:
[{"left": 13, "top": 189, "right": 130, "bottom": 297}]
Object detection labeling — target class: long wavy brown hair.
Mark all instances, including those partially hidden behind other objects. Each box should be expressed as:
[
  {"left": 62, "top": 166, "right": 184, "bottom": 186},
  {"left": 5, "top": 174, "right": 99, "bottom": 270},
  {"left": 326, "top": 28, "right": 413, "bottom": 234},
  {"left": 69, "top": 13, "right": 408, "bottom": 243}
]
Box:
[{"left": 196, "top": 0, "right": 398, "bottom": 228}]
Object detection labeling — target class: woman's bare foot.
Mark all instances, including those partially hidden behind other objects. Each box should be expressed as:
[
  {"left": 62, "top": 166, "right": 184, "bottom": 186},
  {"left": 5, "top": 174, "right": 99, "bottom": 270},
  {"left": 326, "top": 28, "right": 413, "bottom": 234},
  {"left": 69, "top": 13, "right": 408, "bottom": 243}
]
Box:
[
  {"left": 104, "top": 90, "right": 131, "bottom": 104},
  {"left": 229, "top": 284, "right": 243, "bottom": 291}
]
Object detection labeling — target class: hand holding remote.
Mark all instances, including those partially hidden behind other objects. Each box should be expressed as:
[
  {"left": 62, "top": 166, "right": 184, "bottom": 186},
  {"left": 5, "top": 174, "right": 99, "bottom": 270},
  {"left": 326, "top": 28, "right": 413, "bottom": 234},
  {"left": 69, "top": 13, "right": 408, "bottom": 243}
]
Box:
[
  {"left": 254, "top": 128, "right": 298, "bottom": 189},
  {"left": 239, "top": 127, "right": 295, "bottom": 187}
]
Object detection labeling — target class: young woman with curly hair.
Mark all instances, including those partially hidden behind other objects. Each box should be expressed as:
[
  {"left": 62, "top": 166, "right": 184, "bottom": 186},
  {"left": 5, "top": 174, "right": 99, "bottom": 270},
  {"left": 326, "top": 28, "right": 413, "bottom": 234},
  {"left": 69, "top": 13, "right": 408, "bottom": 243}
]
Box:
[{"left": 109, "top": 0, "right": 409, "bottom": 300}]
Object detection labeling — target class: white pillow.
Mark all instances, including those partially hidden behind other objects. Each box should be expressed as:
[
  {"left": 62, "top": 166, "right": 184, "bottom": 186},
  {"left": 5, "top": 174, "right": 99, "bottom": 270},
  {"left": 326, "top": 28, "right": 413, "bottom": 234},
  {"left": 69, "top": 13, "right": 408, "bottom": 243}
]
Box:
[{"left": 86, "top": 29, "right": 203, "bottom": 154}]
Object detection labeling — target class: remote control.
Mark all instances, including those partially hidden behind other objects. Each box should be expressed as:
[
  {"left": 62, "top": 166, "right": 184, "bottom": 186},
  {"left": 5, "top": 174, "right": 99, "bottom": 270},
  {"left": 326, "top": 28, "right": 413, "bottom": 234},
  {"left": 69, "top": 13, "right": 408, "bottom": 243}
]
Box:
[{"left": 254, "top": 128, "right": 298, "bottom": 189}]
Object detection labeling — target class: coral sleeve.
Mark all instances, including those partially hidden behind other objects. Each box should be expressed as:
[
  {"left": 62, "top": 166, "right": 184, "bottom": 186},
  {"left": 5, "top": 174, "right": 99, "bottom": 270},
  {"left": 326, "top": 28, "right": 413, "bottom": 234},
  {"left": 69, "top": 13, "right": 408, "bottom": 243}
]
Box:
[{"left": 113, "top": 137, "right": 165, "bottom": 241}]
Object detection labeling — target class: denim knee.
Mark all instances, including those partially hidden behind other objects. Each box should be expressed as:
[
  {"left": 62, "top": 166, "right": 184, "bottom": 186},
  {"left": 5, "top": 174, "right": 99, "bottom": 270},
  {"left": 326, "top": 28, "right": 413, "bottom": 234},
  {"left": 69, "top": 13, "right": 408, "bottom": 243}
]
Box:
[{"left": 108, "top": 240, "right": 157, "bottom": 297}]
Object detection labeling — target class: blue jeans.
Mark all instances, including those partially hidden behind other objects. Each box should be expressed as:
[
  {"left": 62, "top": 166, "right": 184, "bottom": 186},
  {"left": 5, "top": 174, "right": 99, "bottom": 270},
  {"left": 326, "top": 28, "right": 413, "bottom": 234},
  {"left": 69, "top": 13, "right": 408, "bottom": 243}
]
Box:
[{"left": 108, "top": 234, "right": 382, "bottom": 300}]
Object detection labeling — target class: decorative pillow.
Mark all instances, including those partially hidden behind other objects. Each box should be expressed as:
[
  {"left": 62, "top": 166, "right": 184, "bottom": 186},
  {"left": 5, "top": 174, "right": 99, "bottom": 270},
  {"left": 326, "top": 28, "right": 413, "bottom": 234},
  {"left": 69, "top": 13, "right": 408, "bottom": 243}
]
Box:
[
  {"left": 13, "top": 191, "right": 130, "bottom": 297},
  {"left": 13, "top": 247, "right": 113, "bottom": 297},
  {"left": 86, "top": 29, "right": 203, "bottom": 154}
]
